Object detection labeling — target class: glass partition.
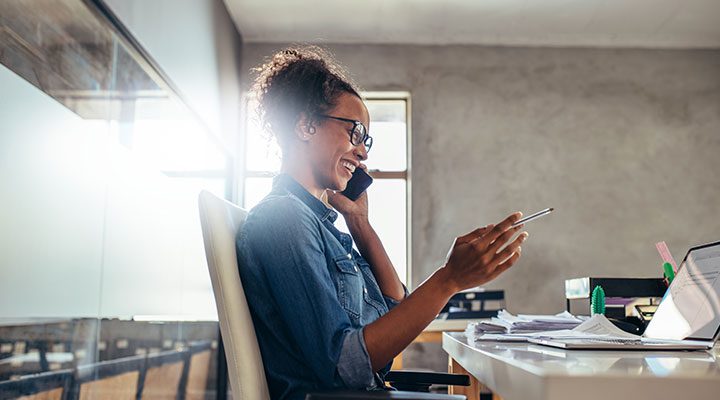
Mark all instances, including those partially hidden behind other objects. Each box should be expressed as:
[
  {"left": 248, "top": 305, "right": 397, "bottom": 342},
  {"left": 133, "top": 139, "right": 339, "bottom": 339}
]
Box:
[{"left": 0, "top": 0, "right": 228, "bottom": 397}]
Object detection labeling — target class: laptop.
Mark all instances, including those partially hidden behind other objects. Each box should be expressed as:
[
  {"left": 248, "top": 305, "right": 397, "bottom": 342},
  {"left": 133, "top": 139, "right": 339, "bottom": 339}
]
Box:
[{"left": 529, "top": 241, "right": 720, "bottom": 350}]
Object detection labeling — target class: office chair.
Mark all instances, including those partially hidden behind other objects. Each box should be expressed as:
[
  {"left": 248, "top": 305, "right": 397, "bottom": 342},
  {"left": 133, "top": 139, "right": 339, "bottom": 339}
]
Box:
[
  {"left": 198, "top": 190, "right": 468, "bottom": 400},
  {"left": 0, "top": 369, "right": 73, "bottom": 400},
  {"left": 140, "top": 349, "right": 189, "bottom": 399},
  {"left": 185, "top": 341, "right": 213, "bottom": 400},
  {"left": 72, "top": 354, "right": 147, "bottom": 399}
]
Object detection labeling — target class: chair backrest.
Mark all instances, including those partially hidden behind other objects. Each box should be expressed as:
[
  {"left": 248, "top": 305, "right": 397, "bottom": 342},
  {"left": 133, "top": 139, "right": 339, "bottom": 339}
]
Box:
[
  {"left": 140, "top": 350, "right": 189, "bottom": 399},
  {"left": 0, "top": 369, "right": 72, "bottom": 400},
  {"left": 184, "top": 341, "right": 213, "bottom": 400},
  {"left": 198, "top": 190, "right": 270, "bottom": 400},
  {"left": 74, "top": 355, "right": 146, "bottom": 400}
]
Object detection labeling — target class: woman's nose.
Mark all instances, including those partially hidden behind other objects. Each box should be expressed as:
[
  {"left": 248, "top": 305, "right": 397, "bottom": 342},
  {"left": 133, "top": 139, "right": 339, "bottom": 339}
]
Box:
[{"left": 354, "top": 144, "right": 368, "bottom": 161}]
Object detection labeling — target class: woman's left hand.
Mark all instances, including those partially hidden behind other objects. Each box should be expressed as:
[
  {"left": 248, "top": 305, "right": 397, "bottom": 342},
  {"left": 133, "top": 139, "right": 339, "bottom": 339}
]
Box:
[{"left": 326, "top": 165, "right": 369, "bottom": 221}]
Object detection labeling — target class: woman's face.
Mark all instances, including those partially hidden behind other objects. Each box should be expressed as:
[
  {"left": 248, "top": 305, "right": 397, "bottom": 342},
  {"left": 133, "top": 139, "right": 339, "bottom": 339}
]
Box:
[{"left": 306, "top": 92, "right": 370, "bottom": 191}]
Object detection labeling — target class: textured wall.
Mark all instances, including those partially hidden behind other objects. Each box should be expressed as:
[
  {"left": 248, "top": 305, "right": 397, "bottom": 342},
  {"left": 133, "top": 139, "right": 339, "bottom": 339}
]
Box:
[{"left": 242, "top": 43, "right": 720, "bottom": 314}]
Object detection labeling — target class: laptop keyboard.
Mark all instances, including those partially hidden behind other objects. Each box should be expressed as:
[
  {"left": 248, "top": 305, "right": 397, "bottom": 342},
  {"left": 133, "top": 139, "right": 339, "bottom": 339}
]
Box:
[
  {"left": 576, "top": 338, "right": 644, "bottom": 345},
  {"left": 556, "top": 337, "right": 644, "bottom": 345}
]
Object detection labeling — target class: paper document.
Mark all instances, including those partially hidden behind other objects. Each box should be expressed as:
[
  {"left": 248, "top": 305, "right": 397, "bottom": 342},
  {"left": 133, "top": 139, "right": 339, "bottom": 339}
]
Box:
[
  {"left": 465, "top": 310, "right": 588, "bottom": 342},
  {"left": 545, "top": 314, "right": 639, "bottom": 339},
  {"left": 477, "top": 310, "right": 583, "bottom": 332},
  {"left": 517, "top": 311, "right": 582, "bottom": 324},
  {"left": 467, "top": 314, "right": 639, "bottom": 343}
]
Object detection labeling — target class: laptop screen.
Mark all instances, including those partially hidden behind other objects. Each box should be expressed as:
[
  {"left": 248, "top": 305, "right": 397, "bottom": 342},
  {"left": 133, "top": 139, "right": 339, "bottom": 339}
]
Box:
[{"left": 644, "top": 242, "right": 720, "bottom": 341}]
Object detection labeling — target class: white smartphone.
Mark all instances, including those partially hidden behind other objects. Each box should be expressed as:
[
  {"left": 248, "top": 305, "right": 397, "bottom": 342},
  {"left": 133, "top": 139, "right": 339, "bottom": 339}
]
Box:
[{"left": 512, "top": 208, "right": 554, "bottom": 227}]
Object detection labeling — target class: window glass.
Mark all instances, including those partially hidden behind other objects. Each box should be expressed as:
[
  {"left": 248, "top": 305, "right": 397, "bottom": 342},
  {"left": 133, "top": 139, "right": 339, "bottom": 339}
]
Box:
[
  {"left": 244, "top": 99, "right": 282, "bottom": 172},
  {"left": 243, "top": 176, "right": 274, "bottom": 210},
  {"left": 173, "top": 177, "right": 227, "bottom": 200},
  {"left": 364, "top": 100, "right": 407, "bottom": 171},
  {"left": 364, "top": 121, "right": 407, "bottom": 171},
  {"left": 126, "top": 100, "right": 228, "bottom": 172}
]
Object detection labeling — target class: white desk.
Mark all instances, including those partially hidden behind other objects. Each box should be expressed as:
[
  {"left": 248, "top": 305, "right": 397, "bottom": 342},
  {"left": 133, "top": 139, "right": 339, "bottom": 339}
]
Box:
[{"left": 443, "top": 332, "right": 720, "bottom": 400}]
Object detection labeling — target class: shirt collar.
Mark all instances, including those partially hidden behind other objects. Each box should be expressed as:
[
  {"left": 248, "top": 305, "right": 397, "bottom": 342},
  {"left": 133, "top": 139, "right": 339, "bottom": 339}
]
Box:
[{"left": 272, "top": 174, "right": 338, "bottom": 223}]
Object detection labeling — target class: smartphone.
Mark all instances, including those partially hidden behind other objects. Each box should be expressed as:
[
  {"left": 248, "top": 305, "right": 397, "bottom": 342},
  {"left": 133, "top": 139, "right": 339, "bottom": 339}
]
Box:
[
  {"left": 512, "top": 207, "right": 554, "bottom": 227},
  {"left": 341, "top": 168, "right": 373, "bottom": 201}
]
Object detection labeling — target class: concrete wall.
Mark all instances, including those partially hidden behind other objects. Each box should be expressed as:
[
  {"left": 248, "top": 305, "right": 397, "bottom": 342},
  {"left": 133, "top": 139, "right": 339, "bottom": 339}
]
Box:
[{"left": 242, "top": 43, "right": 720, "bottom": 314}]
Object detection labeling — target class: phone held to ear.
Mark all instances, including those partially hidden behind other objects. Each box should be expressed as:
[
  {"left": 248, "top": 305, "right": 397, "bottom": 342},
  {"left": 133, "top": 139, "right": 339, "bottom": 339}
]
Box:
[{"left": 341, "top": 168, "right": 373, "bottom": 201}]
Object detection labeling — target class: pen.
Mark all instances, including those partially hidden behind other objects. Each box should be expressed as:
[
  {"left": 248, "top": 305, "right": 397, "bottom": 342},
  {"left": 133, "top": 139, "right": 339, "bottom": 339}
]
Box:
[{"left": 655, "top": 241, "right": 678, "bottom": 272}]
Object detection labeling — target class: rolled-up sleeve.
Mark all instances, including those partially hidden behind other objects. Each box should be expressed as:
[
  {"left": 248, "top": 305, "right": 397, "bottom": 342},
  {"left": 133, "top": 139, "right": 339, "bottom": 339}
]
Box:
[
  {"left": 245, "top": 198, "right": 375, "bottom": 389},
  {"left": 337, "top": 328, "right": 375, "bottom": 388}
]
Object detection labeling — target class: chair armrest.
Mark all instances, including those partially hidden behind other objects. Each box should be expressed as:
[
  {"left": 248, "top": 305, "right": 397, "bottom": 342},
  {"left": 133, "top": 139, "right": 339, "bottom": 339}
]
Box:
[
  {"left": 384, "top": 371, "right": 470, "bottom": 387},
  {"left": 306, "top": 391, "right": 465, "bottom": 399}
]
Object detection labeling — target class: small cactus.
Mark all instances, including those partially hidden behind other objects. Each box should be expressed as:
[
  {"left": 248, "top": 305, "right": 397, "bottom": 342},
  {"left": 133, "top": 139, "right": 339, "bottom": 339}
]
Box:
[
  {"left": 663, "top": 262, "right": 675, "bottom": 284},
  {"left": 591, "top": 285, "right": 606, "bottom": 316}
]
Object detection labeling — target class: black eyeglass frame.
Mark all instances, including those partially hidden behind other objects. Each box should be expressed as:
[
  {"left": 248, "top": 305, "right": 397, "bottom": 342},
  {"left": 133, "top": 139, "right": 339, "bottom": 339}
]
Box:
[{"left": 317, "top": 114, "right": 373, "bottom": 152}]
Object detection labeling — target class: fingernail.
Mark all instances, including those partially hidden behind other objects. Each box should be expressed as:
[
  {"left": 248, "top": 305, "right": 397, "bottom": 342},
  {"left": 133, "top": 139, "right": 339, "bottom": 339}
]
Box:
[
  {"left": 522, "top": 232, "right": 529, "bottom": 239},
  {"left": 517, "top": 246, "right": 522, "bottom": 252}
]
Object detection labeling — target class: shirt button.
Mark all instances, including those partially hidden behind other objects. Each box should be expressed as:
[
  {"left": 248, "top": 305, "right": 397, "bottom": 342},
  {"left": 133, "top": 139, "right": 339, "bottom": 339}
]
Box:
[
  {"left": 354, "top": 266, "right": 359, "bottom": 272},
  {"left": 363, "top": 287, "right": 368, "bottom": 294},
  {"left": 347, "top": 254, "right": 352, "bottom": 259}
]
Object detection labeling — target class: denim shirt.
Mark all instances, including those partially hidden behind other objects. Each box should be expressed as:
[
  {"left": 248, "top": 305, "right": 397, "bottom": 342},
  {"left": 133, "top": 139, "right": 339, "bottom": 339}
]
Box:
[{"left": 236, "top": 174, "right": 405, "bottom": 400}]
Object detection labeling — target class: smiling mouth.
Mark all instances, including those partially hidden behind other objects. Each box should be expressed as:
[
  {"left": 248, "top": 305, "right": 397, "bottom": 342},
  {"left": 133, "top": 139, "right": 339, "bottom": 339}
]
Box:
[{"left": 340, "top": 160, "right": 356, "bottom": 174}]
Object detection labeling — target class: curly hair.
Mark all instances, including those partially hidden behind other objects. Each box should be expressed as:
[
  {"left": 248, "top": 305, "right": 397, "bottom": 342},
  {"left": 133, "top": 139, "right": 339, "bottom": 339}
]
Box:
[{"left": 250, "top": 45, "right": 361, "bottom": 149}]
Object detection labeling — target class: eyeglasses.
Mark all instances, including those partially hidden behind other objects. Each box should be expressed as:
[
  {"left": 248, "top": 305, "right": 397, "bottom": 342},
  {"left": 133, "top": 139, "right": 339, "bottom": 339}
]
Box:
[{"left": 318, "top": 114, "right": 373, "bottom": 152}]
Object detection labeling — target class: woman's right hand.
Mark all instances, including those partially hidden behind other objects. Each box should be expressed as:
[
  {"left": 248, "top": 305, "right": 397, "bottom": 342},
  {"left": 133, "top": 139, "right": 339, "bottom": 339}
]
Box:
[{"left": 442, "top": 212, "right": 528, "bottom": 293}]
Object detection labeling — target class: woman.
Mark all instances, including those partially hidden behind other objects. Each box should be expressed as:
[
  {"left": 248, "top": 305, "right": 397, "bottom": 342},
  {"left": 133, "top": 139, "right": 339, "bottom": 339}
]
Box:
[{"left": 236, "top": 46, "right": 528, "bottom": 400}]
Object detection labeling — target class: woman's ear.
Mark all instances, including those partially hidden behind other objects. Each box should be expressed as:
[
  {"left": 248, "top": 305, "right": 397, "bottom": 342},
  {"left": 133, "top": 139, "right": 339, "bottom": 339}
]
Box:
[{"left": 295, "top": 113, "right": 316, "bottom": 141}]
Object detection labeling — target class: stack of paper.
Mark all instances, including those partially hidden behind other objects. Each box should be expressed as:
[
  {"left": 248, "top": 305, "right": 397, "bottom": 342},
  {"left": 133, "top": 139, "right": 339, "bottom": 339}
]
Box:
[
  {"left": 465, "top": 310, "right": 587, "bottom": 342},
  {"left": 466, "top": 313, "right": 633, "bottom": 343}
]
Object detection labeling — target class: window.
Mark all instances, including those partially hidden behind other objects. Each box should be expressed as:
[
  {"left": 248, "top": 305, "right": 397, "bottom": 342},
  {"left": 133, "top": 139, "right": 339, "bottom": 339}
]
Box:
[{"left": 241, "top": 92, "right": 411, "bottom": 284}]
